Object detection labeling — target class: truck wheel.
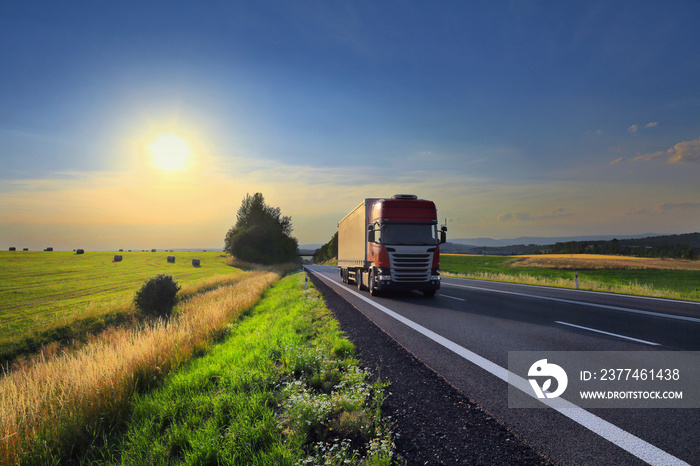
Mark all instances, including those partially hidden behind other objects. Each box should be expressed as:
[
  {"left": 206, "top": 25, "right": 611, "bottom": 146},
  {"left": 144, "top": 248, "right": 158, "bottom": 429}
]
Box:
[
  {"left": 369, "top": 271, "right": 380, "bottom": 297},
  {"left": 357, "top": 270, "right": 365, "bottom": 291}
]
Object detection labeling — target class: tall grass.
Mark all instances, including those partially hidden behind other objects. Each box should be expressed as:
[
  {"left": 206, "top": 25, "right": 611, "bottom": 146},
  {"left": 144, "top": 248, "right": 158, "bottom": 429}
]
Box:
[
  {"left": 444, "top": 270, "right": 690, "bottom": 299},
  {"left": 82, "top": 273, "right": 393, "bottom": 465},
  {"left": 0, "top": 271, "right": 278, "bottom": 464}
]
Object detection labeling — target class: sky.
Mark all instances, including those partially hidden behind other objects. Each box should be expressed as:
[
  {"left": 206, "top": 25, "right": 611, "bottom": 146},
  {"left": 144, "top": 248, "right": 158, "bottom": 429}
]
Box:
[{"left": 1, "top": 1, "right": 699, "bottom": 250}]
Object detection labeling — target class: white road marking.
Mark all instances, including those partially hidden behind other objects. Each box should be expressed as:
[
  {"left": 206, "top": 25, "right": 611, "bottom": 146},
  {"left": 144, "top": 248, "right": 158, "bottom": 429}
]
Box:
[
  {"left": 555, "top": 321, "right": 660, "bottom": 346},
  {"left": 441, "top": 294, "right": 466, "bottom": 302},
  {"left": 443, "top": 282, "right": 700, "bottom": 323},
  {"left": 307, "top": 267, "right": 690, "bottom": 466},
  {"left": 444, "top": 276, "right": 700, "bottom": 306}
]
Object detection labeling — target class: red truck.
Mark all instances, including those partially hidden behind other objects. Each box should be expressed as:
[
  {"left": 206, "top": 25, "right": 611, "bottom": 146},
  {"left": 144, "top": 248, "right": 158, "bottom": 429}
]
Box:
[{"left": 338, "top": 194, "right": 447, "bottom": 297}]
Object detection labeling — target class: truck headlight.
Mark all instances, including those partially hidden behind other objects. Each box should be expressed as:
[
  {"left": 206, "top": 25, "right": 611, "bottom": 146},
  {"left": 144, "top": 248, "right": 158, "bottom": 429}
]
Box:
[{"left": 430, "top": 275, "right": 441, "bottom": 281}]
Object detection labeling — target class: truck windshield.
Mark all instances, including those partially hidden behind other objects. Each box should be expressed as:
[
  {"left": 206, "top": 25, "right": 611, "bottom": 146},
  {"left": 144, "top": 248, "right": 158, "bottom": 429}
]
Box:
[{"left": 381, "top": 223, "right": 437, "bottom": 245}]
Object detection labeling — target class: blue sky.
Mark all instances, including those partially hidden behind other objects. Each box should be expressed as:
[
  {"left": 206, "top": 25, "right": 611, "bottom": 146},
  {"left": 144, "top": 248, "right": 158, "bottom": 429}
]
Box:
[{"left": 1, "top": 1, "right": 699, "bottom": 249}]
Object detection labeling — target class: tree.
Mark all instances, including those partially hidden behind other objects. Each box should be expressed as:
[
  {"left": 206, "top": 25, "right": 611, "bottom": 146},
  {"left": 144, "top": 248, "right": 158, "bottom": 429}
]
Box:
[
  {"left": 315, "top": 231, "right": 338, "bottom": 263},
  {"left": 224, "top": 193, "right": 299, "bottom": 264}
]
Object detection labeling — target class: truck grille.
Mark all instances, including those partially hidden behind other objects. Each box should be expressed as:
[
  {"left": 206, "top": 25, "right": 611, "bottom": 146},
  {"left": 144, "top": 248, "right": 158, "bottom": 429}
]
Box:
[{"left": 389, "top": 252, "right": 432, "bottom": 282}]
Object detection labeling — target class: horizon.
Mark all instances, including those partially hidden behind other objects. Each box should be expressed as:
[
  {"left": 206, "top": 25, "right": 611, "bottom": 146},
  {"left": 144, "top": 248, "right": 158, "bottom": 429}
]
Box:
[
  {"left": 2, "top": 2, "right": 699, "bottom": 251},
  {"left": 8, "top": 231, "right": 700, "bottom": 254}
]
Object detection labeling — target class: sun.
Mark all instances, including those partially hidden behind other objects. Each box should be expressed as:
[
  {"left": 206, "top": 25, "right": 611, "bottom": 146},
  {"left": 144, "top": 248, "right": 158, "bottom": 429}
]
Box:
[{"left": 149, "top": 133, "right": 191, "bottom": 171}]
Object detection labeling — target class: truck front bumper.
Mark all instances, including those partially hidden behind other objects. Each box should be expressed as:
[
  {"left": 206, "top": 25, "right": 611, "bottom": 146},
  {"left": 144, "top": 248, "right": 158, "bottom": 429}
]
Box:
[{"left": 375, "top": 272, "right": 440, "bottom": 292}]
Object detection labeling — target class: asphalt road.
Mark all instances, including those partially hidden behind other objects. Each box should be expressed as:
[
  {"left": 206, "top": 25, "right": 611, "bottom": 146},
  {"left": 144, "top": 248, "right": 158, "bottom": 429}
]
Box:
[{"left": 305, "top": 265, "right": 700, "bottom": 466}]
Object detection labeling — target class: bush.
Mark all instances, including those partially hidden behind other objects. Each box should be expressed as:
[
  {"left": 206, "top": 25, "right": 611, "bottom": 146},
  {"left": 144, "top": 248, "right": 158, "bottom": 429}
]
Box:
[{"left": 134, "top": 274, "right": 181, "bottom": 319}]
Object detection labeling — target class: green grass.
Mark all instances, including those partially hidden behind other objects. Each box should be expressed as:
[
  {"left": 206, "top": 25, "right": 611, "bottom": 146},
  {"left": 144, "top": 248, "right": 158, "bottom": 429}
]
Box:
[
  {"left": 79, "top": 273, "right": 393, "bottom": 465},
  {"left": 440, "top": 254, "right": 700, "bottom": 301},
  {"left": 0, "top": 251, "right": 242, "bottom": 366}
]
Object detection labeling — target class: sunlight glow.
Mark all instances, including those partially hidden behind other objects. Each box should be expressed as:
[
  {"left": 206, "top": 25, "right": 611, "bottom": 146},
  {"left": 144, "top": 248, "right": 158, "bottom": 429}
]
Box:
[{"left": 149, "top": 134, "right": 191, "bottom": 171}]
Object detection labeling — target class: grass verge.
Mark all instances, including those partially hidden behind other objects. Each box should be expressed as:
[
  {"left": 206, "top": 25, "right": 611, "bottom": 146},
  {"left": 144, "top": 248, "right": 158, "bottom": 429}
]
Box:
[
  {"left": 0, "top": 271, "right": 278, "bottom": 464},
  {"left": 79, "top": 273, "right": 394, "bottom": 465},
  {"left": 440, "top": 254, "right": 700, "bottom": 301}
]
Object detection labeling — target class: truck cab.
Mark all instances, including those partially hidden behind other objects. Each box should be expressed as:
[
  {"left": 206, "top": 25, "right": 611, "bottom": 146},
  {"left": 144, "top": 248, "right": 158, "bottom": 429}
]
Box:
[{"left": 338, "top": 194, "right": 446, "bottom": 297}]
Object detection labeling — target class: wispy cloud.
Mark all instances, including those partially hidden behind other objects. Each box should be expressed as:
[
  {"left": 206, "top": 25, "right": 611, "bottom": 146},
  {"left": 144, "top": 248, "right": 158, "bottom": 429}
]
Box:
[
  {"left": 619, "top": 201, "right": 700, "bottom": 218},
  {"left": 498, "top": 208, "right": 573, "bottom": 223},
  {"left": 627, "top": 122, "right": 658, "bottom": 133},
  {"left": 657, "top": 201, "right": 700, "bottom": 211},
  {"left": 611, "top": 137, "right": 700, "bottom": 164}
]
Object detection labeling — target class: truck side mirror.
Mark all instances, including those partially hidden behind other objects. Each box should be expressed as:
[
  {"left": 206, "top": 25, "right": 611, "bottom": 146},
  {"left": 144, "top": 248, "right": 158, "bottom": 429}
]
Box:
[
  {"left": 367, "top": 225, "right": 376, "bottom": 243},
  {"left": 440, "top": 226, "right": 447, "bottom": 244}
]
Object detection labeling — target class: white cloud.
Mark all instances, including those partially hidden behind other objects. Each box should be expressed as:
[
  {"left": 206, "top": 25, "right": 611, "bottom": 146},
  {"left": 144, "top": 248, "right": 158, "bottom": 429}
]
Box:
[
  {"left": 633, "top": 137, "right": 700, "bottom": 164},
  {"left": 611, "top": 137, "right": 700, "bottom": 164},
  {"left": 627, "top": 122, "right": 657, "bottom": 133}
]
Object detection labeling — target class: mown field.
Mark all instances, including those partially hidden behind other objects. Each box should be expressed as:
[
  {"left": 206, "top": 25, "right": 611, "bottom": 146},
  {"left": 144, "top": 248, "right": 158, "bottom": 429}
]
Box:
[
  {"left": 0, "top": 250, "right": 243, "bottom": 365},
  {"left": 440, "top": 254, "right": 700, "bottom": 301},
  {"left": 0, "top": 249, "right": 393, "bottom": 464}
]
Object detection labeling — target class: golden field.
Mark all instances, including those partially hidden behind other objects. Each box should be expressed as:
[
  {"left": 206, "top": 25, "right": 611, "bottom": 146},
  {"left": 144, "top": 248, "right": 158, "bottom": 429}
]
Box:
[{"left": 505, "top": 254, "right": 700, "bottom": 270}]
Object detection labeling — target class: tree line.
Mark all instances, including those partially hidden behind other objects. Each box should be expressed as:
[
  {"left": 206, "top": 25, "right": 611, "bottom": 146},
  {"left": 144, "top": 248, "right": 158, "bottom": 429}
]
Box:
[
  {"left": 544, "top": 236, "right": 699, "bottom": 260},
  {"left": 314, "top": 232, "right": 338, "bottom": 263}
]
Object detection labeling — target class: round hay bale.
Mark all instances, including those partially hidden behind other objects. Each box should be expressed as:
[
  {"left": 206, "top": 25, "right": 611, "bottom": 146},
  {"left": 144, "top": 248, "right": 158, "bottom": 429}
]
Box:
[
  {"left": 167, "top": 255, "right": 176, "bottom": 263},
  {"left": 192, "top": 258, "right": 201, "bottom": 267},
  {"left": 44, "top": 247, "right": 53, "bottom": 251},
  {"left": 22, "top": 248, "right": 28, "bottom": 251},
  {"left": 119, "top": 249, "right": 123, "bottom": 252},
  {"left": 114, "top": 255, "right": 123, "bottom": 262},
  {"left": 151, "top": 249, "right": 156, "bottom": 253},
  {"left": 76, "top": 249, "right": 85, "bottom": 255},
  {"left": 9, "top": 247, "right": 16, "bottom": 251}
]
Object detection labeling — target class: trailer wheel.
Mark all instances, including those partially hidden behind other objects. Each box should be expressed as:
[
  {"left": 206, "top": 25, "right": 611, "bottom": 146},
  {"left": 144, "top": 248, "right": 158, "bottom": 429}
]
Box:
[{"left": 357, "top": 270, "right": 365, "bottom": 291}]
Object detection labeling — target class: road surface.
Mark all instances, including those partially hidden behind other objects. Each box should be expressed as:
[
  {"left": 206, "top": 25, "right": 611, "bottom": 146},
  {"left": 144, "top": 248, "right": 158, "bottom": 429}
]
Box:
[{"left": 305, "top": 265, "right": 700, "bottom": 466}]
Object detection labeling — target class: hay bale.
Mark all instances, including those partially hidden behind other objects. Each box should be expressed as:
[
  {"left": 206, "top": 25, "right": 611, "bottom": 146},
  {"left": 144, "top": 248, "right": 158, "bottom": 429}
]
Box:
[
  {"left": 76, "top": 249, "right": 85, "bottom": 255},
  {"left": 114, "top": 255, "right": 123, "bottom": 262},
  {"left": 9, "top": 247, "right": 16, "bottom": 251},
  {"left": 119, "top": 249, "right": 123, "bottom": 252},
  {"left": 151, "top": 249, "right": 156, "bottom": 253},
  {"left": 44, "top": 247, "right": 53, "bottom": 251},
  {"left": 22, "top": 248, "right": 28, "bottom": 251},
  {"left": 167, "top": 256, "right": 176, "bottom": 263},
  {"left": 192, "top": 258, "right": 201, "bottom": 267}
]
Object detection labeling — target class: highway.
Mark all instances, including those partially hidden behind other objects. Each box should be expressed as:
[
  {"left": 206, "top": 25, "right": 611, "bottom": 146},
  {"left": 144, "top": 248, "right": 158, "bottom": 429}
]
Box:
[{"left": 305, "top": 265, "right": 700, "bottom": 466}]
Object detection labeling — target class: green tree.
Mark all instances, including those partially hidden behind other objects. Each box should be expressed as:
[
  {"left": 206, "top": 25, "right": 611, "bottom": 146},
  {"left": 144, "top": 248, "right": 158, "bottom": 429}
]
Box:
[
  {"left": 224, "top": 193, "right": 299, "bottom": 264},
  {"left": 315, "top": 231, "right": 338, "bottom": 263}
]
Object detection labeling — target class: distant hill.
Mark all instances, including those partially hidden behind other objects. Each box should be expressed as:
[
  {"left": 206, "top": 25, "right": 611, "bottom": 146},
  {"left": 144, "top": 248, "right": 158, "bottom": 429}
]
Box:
[
  {"left": 449, "top": 234, "right": 660, "bottom": 248},
  {"left": 442, "top": 233, "right": 700, "bottom": 260},
  {"left": 299, "top": 244, "right": 322, "bottom": 250}
]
